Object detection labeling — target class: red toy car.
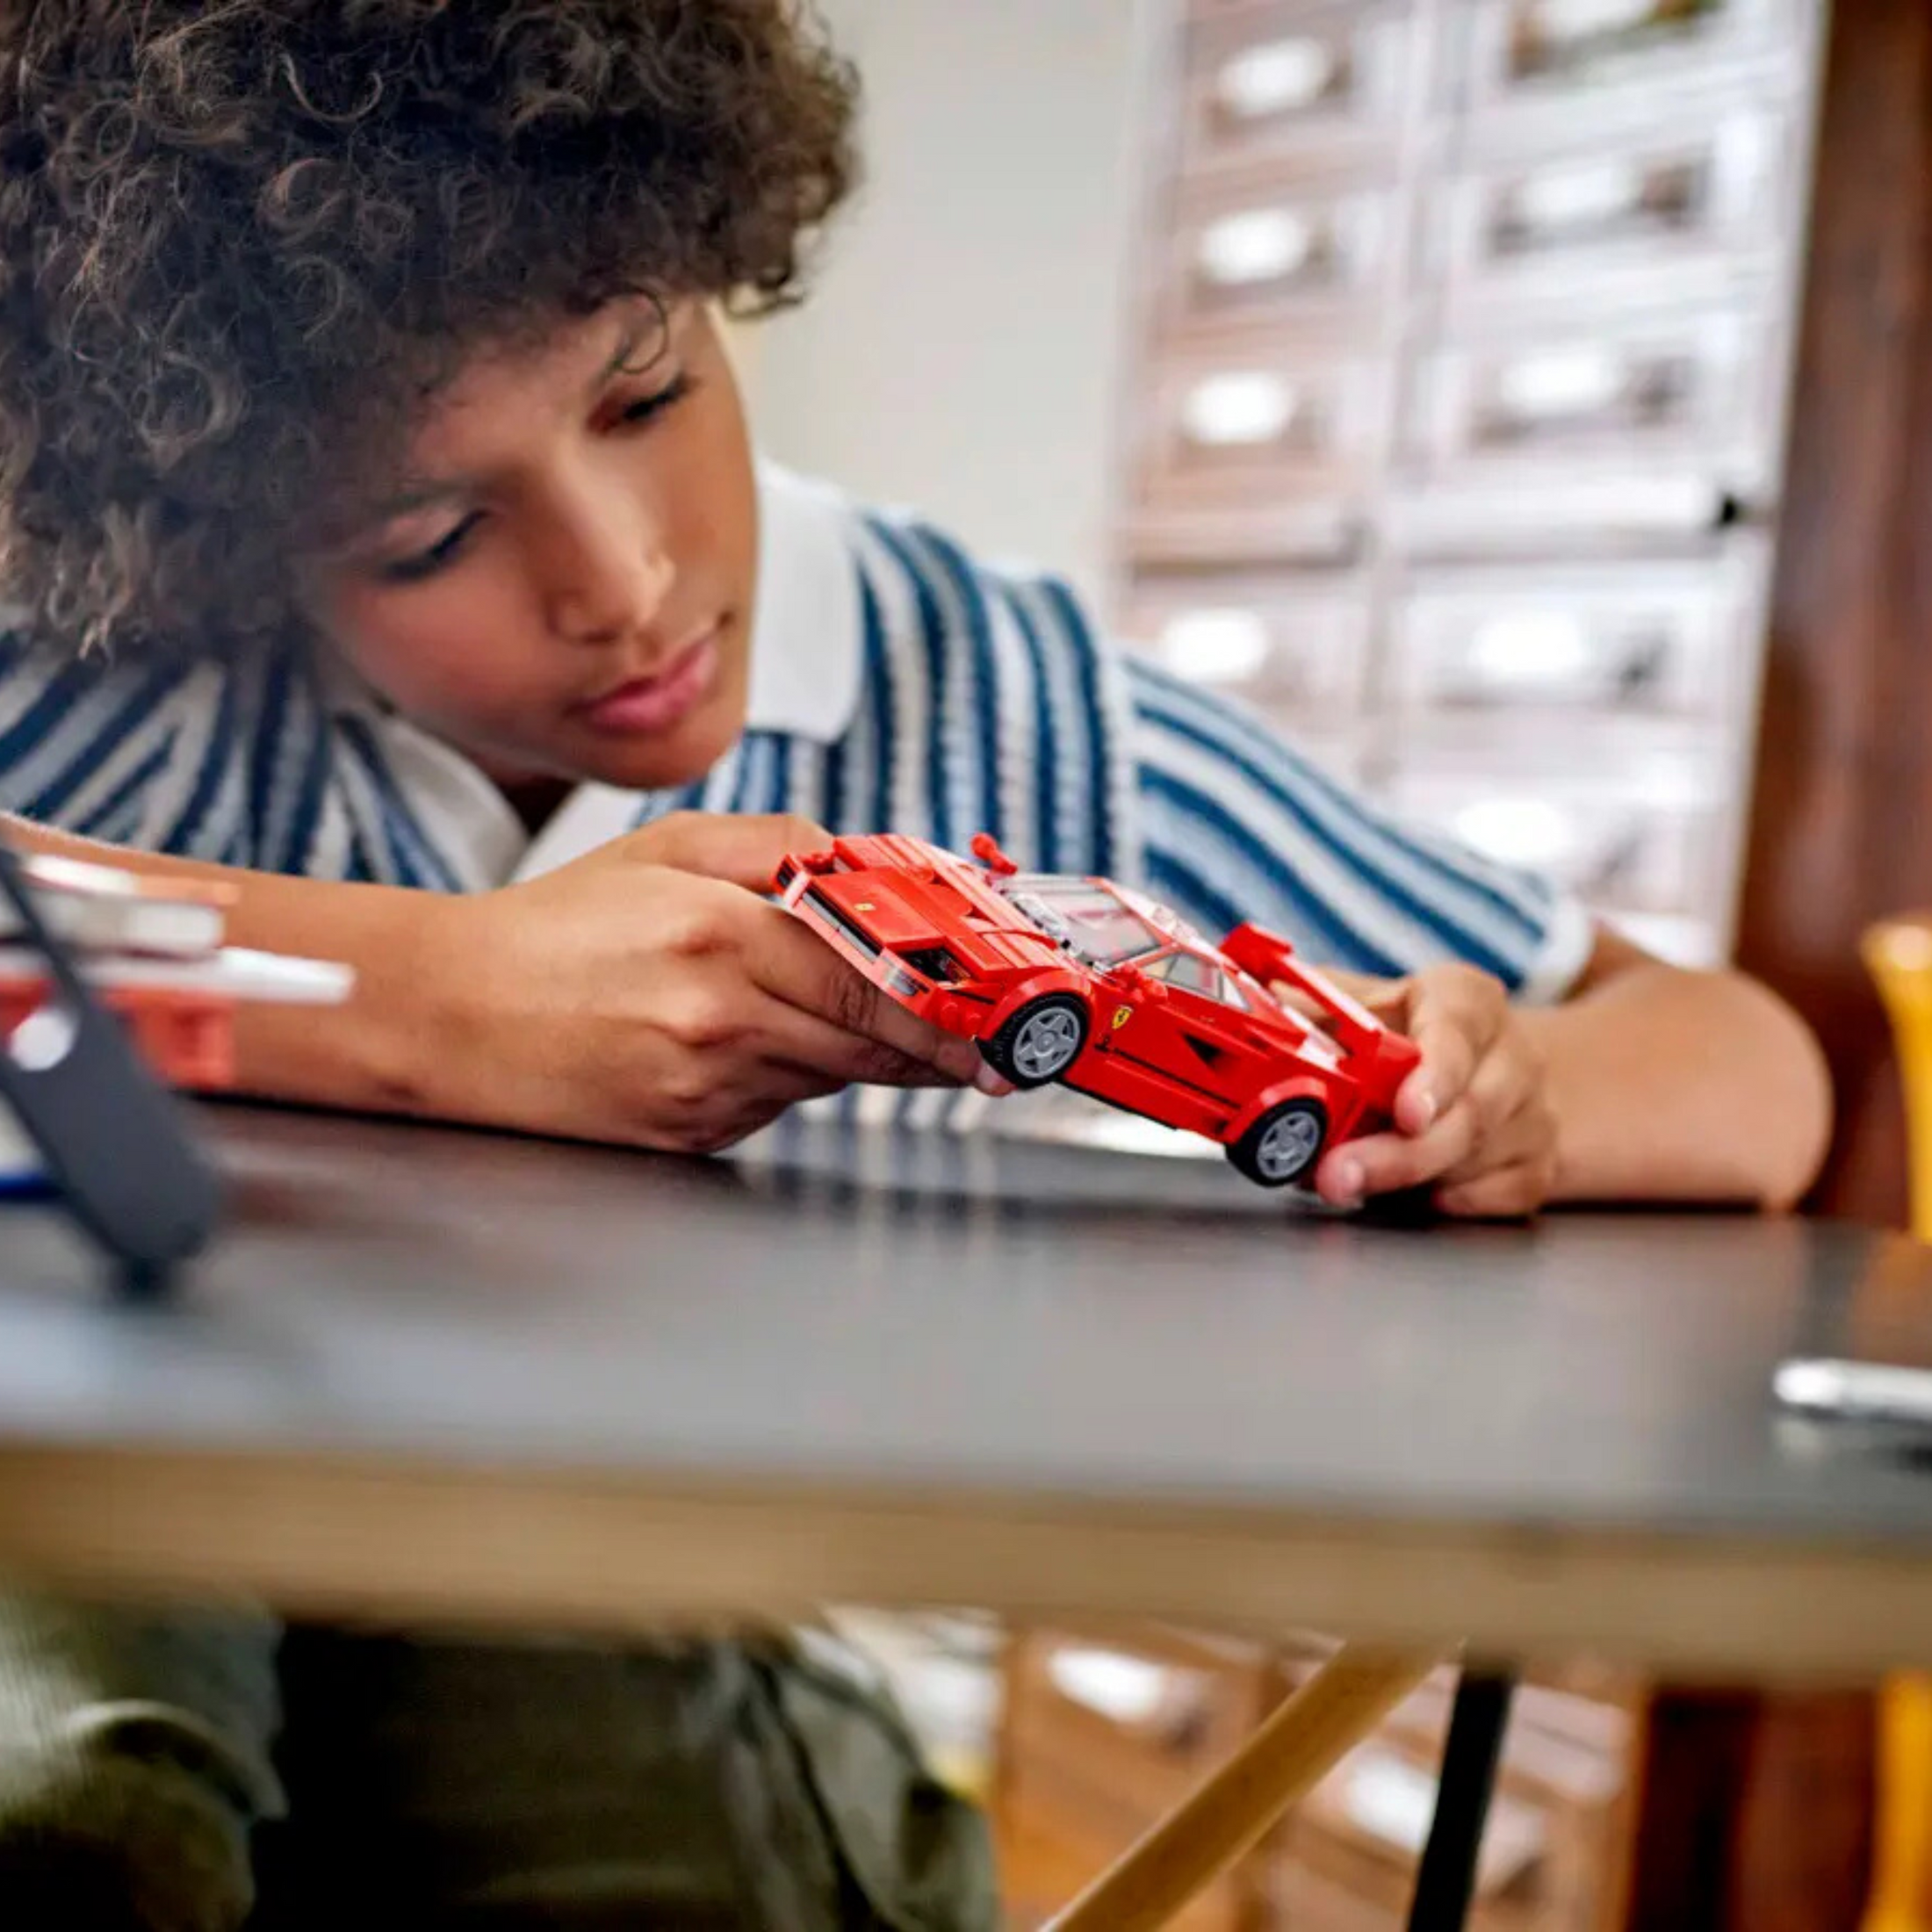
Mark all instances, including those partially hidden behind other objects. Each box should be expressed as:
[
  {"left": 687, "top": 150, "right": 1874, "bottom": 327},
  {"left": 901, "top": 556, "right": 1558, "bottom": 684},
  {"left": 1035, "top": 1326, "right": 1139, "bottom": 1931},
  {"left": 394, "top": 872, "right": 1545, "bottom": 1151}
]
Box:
[{"left": 775, "top": 831, "right": 1421, "bottom": 1187}]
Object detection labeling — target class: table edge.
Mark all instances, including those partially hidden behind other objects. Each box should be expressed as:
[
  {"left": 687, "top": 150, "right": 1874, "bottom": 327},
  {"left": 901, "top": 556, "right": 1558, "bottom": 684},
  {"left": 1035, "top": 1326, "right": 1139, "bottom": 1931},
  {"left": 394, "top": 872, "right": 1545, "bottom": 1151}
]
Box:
[{"left": 1, "top": 1441, "right": 1925, "bottom": 1680}]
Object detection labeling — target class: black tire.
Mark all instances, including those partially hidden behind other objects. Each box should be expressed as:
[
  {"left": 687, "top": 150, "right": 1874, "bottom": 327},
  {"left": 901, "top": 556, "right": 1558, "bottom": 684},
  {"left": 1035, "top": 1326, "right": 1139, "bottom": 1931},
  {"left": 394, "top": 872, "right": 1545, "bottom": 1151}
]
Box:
[
  {"left": 1227, "top": 1098, "right": 1329, "bottom": 1188},
  {"left": 980, "top": 994, "right": 1090, "bottom": 1089}
]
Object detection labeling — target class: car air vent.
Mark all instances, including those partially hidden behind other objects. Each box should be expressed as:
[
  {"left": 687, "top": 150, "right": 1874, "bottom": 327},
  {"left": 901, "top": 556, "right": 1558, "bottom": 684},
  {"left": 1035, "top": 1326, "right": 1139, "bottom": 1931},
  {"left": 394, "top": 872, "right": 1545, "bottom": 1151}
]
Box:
[{"left": 903, "top": 948, "right": 967, "bottom": 984}]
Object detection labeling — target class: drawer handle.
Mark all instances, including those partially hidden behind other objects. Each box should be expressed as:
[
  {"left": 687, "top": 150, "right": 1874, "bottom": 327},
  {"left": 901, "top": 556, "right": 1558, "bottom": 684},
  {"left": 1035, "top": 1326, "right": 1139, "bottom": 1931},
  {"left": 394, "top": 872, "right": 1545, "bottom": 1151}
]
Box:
[
  {"left": 1215, "top": 39, "right": 1337, "bottom": 123},
  {"left": 1183, "top": 371, "right": 1301, "bottom": 447},
  {"left": 1198, "top": 207, "right": 1317, "bottom": 289}
]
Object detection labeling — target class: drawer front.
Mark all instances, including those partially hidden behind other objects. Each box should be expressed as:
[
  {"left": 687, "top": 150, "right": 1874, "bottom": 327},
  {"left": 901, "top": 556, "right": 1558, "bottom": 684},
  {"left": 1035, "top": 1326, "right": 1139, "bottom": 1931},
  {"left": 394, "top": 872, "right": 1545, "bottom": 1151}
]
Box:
[
  {"left": 1265, "top": 1665, "right": 1638, "bottom": 1931},
  {"left": 1178, "top": 0, "right": 1424, "bottom": 184},
  {"left": 1000, "top": 1801, "right": 1239, "bottom": 1932},
  {"left": 1001, "top": 1630, "right": 1273, "bottom": 1822},
  {"left": 1119, "top": 568, "right": 1373, "bottom": 724},
  {"left": 995, "top": 1628, "right": 1280, "bottom": 1929},
  {"left": 1128, "top": 335, "right": 1389, "bottom": 563},
  {"left": 1455, "top": 0, "right": 1808, "bottom": 119},
  {"left": 1161, "top": 166, "right": 1403, "bottom": 341},
  {"left": 1423, "top": 102, "right": 1802, "bottom": 315},
  {"left": 1383, "top": 551, "right": 1767, "bottom": 722},
  {"left": 1377, "top": 721, "right": 1734, "bottom": 921},
  {"left": 1402, "top": 305, "right": 1782, "bottom": 496},
  {"left": 1287, "top": 1741, "right": 1555, "bottom": 1920}
]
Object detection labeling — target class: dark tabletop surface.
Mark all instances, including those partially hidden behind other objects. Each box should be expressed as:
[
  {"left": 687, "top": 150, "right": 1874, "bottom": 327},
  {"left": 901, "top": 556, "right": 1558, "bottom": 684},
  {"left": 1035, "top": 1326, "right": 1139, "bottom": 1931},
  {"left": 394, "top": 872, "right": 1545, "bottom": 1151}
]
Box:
[{"left": 0, "top": 1101, "right": 1928, "bottom": 1547}]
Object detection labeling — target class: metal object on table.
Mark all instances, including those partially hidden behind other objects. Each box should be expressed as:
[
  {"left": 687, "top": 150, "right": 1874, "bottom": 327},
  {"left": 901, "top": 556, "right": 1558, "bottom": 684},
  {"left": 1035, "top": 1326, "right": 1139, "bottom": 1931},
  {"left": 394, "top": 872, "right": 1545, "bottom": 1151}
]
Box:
[{"left": 0, "top": 834, "right": 219, "bottom": 1294}]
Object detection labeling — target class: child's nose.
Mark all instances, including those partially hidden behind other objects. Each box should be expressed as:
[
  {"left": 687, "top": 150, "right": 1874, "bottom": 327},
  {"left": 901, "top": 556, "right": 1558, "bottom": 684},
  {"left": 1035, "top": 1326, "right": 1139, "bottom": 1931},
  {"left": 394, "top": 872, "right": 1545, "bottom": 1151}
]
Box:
[{"left": 547, "top": 511, "right": 675, "bottom": 645}]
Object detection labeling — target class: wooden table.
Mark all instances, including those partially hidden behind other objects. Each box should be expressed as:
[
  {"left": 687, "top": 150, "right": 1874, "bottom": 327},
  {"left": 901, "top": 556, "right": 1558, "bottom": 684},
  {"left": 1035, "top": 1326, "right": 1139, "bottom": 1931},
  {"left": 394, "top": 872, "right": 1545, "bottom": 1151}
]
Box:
[{"left": 1, "top": 1105, "right": 1929, "bottom": 1926}]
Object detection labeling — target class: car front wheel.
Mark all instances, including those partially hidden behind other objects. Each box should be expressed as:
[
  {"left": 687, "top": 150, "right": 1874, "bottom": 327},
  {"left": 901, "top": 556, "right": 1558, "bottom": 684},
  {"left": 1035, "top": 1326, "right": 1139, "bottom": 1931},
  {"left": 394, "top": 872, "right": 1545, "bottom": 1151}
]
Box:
[
  {"left": 982, "top": 993, "right": 1090, "bottom": 1089},
  {"left": 1228, "top": 1097, "right": 1329, "bottom": 1187}
]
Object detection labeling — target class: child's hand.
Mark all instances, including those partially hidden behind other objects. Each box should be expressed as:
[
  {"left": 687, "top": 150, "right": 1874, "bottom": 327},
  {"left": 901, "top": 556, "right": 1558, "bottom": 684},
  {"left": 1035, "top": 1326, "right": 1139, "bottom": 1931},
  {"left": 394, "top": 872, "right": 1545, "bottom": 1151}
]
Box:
[
  {"left": 422, "top": 812, "right": 997, "bottom": 1155},
  {"left": 1308, "top": 963, "right": 1559, "bottom": 1219}
]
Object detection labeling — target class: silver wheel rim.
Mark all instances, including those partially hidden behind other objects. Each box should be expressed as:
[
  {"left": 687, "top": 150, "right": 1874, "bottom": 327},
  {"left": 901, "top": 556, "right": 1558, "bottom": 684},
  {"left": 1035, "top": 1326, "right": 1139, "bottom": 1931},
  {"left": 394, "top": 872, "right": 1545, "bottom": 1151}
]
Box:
[
  {"left": 1256, "top": 1109, "right": 1321, "bottom": 1181},
  {"left": 1012, "top": 1006, "right": 1082, "bottom": 1080}
]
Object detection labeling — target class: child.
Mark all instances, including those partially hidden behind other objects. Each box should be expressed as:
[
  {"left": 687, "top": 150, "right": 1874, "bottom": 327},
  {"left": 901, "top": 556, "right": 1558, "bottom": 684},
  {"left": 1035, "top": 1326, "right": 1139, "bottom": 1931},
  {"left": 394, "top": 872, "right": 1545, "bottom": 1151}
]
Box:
[{"left": 0, "top": 0, "right": 1832, "bottom": 1926}]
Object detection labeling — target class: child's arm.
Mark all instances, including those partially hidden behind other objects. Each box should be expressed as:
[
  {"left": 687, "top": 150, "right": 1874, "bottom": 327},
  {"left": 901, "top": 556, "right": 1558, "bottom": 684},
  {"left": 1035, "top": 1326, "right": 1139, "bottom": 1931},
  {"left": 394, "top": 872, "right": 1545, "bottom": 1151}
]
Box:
[
  {"left": 1310, "top": 927, "right": 1832, "bottom": 1215},
  {"left": 1115, "top": 653, "right": 1829, "bottom": 1217},
  {"left": 1525, "top": 928, "right": 1831, "bottom": 1211},
  {"left": 1, "top": 810, "right": 990, "bottom": 1150}
]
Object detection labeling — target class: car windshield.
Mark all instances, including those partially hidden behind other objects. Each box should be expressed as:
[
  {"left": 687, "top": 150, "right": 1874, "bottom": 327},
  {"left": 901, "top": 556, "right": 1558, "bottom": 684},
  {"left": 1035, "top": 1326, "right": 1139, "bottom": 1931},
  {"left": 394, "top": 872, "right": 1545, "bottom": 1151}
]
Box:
[{"left": 1001, "top": 877, "right": 1163, "bottom": 968}]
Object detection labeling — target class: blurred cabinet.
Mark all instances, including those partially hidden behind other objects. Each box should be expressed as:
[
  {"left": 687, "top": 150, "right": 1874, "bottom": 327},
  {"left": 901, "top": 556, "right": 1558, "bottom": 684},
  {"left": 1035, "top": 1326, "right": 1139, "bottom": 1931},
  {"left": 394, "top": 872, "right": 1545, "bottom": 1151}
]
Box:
[
  {"left": 994, "top": 1627, "right": 1641, "bottom": 1932},
  {"left": 1174, "top": 2, "right": 1424, "bottom": 184},
  {"left": 996, "top": 1626, "right": 1291, "bottom": 1930},
  {"left": 1111, "top": 0, "right": 1828, "bottom": 967}
]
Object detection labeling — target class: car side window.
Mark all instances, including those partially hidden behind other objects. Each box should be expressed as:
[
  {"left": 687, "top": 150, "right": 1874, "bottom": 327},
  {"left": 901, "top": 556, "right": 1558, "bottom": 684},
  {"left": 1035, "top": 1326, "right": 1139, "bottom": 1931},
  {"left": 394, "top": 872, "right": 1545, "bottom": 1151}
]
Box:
[
  {"left": 1216, "top": 971, "right": 1252, "bottom": 1012},
  {"left": 1147, "top": 951, "right": 1217, "bottom": 997}
]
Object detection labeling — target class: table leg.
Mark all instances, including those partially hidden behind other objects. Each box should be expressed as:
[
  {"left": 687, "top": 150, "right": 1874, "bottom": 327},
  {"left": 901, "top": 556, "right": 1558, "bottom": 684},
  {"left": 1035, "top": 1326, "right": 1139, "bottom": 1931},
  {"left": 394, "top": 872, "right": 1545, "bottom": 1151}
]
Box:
[
  {"left": 1407, "top": 1668, "right": 1517, "bottom": 1932},
  {"left": 1042, "top": 1647, "right": 1436, "bottom": 1932}
]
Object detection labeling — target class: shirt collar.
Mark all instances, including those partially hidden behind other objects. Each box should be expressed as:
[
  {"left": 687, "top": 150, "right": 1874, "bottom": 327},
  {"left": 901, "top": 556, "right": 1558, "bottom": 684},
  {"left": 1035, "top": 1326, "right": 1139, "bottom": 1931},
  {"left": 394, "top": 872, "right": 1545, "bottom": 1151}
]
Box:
[{"left": 743, "top": 459, "right": 863, "bottom": 743}]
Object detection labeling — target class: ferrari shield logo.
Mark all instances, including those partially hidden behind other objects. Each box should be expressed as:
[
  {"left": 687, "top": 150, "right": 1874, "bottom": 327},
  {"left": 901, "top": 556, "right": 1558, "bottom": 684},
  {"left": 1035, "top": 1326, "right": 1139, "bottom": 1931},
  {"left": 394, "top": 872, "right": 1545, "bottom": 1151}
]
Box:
[{"left": 1111, "top": 1005, "right": 1132, "bottom": 1031}]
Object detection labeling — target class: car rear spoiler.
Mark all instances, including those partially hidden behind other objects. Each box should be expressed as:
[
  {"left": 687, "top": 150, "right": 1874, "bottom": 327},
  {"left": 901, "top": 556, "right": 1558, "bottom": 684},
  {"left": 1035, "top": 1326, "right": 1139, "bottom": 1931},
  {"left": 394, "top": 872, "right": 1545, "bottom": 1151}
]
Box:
[{"left": 1222, "top": 922, "right": 1415, "bottom": 1071}]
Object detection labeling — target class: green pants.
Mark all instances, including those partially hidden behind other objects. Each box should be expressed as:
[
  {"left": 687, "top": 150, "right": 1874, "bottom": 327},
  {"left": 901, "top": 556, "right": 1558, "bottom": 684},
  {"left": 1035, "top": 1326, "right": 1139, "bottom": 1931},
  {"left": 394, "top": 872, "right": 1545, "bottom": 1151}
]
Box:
[{"left": 0, "top": 1594, "right": 998, "bottom": 1931}]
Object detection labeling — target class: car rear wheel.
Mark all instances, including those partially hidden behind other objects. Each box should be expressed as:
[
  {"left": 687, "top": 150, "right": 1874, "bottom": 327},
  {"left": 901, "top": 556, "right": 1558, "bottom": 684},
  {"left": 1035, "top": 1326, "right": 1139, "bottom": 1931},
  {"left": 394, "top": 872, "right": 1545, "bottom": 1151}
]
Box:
[
  {"left": 982, "top": 994, "right": 1089, "bottom": 1089},
  {"left": 1228, "top": 1098, "right": 1329, "bottom": 1187}
]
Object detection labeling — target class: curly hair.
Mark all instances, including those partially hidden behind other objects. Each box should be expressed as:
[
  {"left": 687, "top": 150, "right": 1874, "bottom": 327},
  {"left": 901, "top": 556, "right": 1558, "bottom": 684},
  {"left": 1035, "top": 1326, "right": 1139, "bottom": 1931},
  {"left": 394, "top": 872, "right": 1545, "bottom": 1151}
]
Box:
[{"left": 0, "top": 0, "right": 857, "bottom": 655}]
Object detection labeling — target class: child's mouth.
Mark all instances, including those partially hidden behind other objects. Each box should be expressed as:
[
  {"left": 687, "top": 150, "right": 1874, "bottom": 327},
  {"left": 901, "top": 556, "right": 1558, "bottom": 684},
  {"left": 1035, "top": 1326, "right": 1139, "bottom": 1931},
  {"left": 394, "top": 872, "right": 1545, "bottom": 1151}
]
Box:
[{"left": 576, "top": 628, "right": 719, "bottom": 737}]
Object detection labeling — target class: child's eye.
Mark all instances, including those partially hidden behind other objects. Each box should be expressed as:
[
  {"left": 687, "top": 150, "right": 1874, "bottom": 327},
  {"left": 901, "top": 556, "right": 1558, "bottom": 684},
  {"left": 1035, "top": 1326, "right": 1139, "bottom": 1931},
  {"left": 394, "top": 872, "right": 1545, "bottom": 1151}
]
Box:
[
  {"left": 376, "top": 512, "right": 484, "bottom": 585},
  {"left": 616, "top": 372, "right": 695, "bottom": 429}
]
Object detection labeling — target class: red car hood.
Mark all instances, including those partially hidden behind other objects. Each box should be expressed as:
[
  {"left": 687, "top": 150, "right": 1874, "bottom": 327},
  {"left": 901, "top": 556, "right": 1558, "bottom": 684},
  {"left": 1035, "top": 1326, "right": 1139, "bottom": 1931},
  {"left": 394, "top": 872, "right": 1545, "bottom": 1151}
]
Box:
[{"left": 810, "top": 838, "right": 1063, "bottom": 976}]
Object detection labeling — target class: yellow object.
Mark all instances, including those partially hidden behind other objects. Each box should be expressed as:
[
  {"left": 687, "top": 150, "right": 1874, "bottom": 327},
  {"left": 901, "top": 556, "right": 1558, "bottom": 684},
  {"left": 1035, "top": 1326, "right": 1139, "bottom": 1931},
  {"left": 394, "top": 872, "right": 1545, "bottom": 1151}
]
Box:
[
  {"left": 1869, "top": 919, "right": 1932, "bottom": 1244},
  {"left": 1042, "top": 1647, "right": 1434, "bottom": 1932},
  {"left": 1860, "top": 919, "right": 1932, "bottom": 1932}
]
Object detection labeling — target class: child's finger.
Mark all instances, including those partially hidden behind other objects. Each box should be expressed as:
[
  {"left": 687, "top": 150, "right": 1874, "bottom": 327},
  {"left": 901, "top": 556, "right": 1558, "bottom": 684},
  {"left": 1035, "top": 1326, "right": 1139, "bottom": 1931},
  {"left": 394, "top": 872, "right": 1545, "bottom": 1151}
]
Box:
[
  {"left": 1316, "top": 1104, "right": 1481, "bottom": 1204},
  {"left": 1433, "top": 1092, "right": 1552, "bottom": 1194},
  {"left": 762, "top": 919, "right": 988, "bottom": 1086},
  {"left": 1272, "top": 970, "right": 1401, "bottom": 1026},
  {"left": 1397, "top": 966, "right": 1508, "bottom": 1128},
  {"left": 769, "top": 1003, "right": 1007, "bottom": 1092},
  {"left": 1436, "top": 1160, "right": 1552, "bottom": 1221},
  {"left": 634, "top": 810, "right": 834, "bottom": 892}
]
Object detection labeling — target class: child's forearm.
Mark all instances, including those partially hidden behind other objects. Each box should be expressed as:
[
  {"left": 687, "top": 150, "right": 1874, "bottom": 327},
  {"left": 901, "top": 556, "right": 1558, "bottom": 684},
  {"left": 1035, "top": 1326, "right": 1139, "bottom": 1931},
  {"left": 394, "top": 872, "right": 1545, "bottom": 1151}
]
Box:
[
  {"left": 1, "top": 814, "right": 462, "bottom": 1120},
  {"left": 1522, "top": 937, "right": 1833, "bottom": 1211},
  {"left": 2, "top": 811, "right": 981, "bottom": 1157}
]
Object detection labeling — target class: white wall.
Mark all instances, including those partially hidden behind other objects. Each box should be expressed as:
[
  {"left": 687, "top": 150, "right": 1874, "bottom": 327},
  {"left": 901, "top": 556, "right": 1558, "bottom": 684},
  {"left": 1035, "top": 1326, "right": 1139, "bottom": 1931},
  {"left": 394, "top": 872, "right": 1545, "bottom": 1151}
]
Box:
[{"left": 740, "top": 0, "right": 1154, "bottom": 604}]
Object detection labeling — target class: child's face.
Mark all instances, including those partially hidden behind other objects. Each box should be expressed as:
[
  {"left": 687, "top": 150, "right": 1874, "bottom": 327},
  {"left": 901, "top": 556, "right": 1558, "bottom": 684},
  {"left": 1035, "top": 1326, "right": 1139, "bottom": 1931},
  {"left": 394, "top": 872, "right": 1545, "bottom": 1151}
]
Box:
[{"left": 301, "top": 299, "right": 758, "bottom": 796}]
